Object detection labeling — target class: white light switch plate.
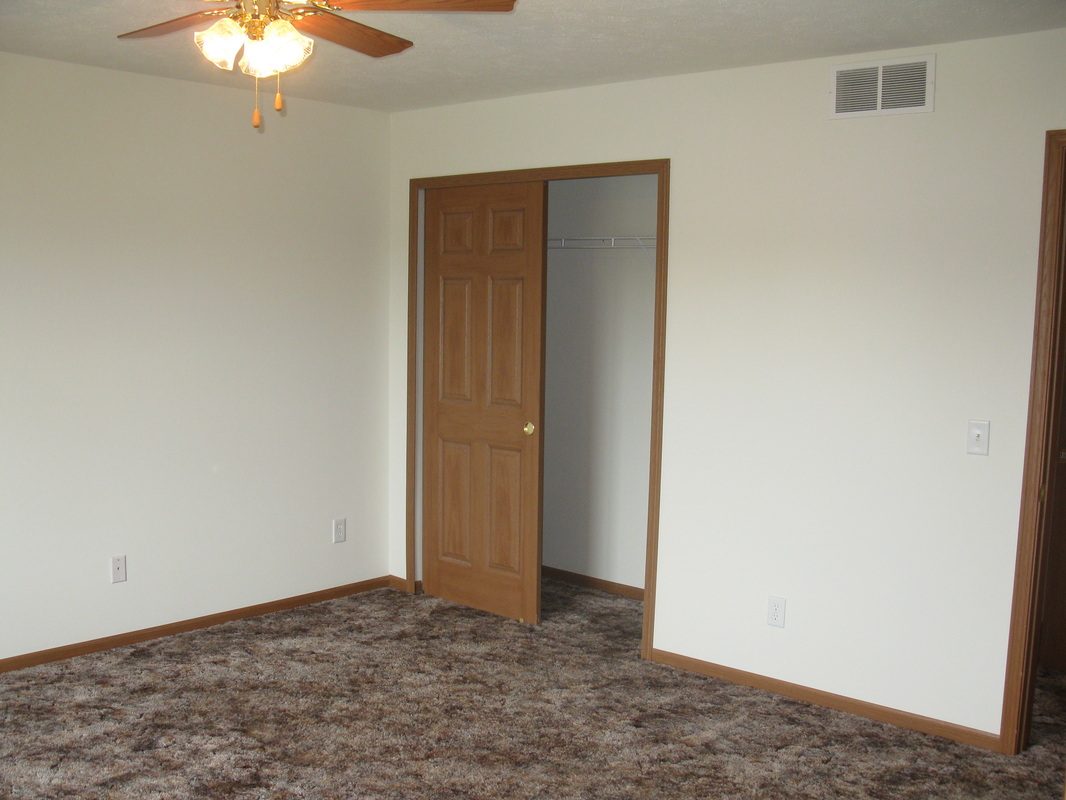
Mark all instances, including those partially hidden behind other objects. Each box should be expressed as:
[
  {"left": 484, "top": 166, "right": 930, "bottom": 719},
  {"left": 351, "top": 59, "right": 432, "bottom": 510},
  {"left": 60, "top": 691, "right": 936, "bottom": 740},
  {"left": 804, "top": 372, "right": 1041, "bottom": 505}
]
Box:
[{"left": 967, "top": 420, "right": 990, "bottom": 456}]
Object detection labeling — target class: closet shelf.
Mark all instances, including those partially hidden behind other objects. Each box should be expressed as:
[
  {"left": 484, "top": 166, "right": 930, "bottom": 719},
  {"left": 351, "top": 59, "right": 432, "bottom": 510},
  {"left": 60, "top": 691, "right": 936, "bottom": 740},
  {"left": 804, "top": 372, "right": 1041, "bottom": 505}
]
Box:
[{"left": 547, "top": 236, "right": 656, "bottom": 250}]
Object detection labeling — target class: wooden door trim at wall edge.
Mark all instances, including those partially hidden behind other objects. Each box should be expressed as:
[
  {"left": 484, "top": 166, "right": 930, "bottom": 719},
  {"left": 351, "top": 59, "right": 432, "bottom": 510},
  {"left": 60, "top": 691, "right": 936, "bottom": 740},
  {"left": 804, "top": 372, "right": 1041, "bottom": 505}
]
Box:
[
  {"left": 404, "top": 159, "right": 671, "bottom": 661},
  {"left": 411, "top": 159, "right": 671, "bottom": 190},
  {"left": 642, "top": 161, "right": 670, "bottom": 661},
  {"left": 1000, "top": 129, "right": 1066, "bottom": 756}
]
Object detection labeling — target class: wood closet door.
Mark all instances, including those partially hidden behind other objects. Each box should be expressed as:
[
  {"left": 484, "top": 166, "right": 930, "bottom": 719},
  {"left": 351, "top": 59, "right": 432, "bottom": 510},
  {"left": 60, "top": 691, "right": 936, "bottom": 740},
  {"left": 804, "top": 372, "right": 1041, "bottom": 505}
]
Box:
[{"left": 422, "top": 181, "right": 546, "bottom": 624}]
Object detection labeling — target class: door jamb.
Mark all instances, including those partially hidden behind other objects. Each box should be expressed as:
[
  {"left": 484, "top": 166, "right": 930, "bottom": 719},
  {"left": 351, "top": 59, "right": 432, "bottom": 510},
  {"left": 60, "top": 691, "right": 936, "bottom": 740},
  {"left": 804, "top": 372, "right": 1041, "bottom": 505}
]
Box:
[
  {"left": 1001, "top": 130, "right": 1066, "bottom": 755},
  {"left": 405, "top": 159, "right": 670, "bottom": 659}
]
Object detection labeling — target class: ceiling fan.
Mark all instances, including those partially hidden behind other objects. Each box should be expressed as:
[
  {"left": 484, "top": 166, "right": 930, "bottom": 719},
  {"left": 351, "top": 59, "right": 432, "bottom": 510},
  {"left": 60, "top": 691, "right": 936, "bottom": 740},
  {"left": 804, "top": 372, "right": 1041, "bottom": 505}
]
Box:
[{"left": 118, "top": 0, "right": 517, "bottom": 127}]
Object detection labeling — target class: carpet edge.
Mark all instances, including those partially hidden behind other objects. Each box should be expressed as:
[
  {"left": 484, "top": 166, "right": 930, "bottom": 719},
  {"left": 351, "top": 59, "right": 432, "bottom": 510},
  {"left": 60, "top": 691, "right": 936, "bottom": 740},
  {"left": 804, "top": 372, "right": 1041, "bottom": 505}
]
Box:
[
  {"left": 651, "top": 647, "right": 1005, "bottom": 753},
  {"left": 1, "top": 575, "right": 398, "bottom": 674}
]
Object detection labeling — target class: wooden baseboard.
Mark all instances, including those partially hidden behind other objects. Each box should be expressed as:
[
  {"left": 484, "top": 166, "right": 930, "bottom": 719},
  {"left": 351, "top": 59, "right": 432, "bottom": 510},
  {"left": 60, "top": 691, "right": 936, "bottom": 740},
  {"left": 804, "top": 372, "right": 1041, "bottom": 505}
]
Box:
[
  {"left": 0, "top": 576, "right": 400, "bottom": 675},
  {"left": 389, "top": 576, "right": 422, "bottom": 593},
  {"left": 3, "top": 578, "right": 1000, "bottom": 754},
  {"left": 652, "top": 648, "right": 1003, "bottom": 752},
  {"left": 543, "top": 566, "right": 644, "bottom": 601}
]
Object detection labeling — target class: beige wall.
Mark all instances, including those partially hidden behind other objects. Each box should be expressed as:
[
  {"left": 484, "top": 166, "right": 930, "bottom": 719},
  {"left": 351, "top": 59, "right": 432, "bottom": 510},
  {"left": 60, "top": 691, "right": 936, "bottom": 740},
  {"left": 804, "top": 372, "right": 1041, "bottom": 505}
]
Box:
[
  {"left": 388, "top": 28, "right": 1066, "bottom": 734},
  {"left": 0, "top": 53, "right": 393, "bottom": 659}
]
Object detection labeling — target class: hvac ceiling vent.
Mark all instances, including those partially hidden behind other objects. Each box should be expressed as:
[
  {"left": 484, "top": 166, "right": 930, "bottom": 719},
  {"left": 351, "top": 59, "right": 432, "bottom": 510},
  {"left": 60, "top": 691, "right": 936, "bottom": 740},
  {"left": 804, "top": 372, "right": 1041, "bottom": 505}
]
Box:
[{"left": 830, "top": 55, "right": 935, "bottom": 118}]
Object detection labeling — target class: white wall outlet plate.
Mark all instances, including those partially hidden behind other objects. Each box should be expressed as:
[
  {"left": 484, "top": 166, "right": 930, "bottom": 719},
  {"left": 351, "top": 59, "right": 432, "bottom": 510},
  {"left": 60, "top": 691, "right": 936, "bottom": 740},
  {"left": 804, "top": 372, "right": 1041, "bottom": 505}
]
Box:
[
  {"left": 111, "top": 555, "right": 127, "bottom": 584},
  {"left": 767, "top": 595, "right": 786, "bottom": 628},
  {"left": 332, "top": 518, "right": 346, "bottom": 544}
]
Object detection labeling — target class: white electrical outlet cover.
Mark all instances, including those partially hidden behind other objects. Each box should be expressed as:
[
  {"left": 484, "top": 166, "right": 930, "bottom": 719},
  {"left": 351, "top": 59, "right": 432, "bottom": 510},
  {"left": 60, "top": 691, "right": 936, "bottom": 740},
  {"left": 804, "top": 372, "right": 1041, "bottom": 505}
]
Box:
[
  {"left": 111, "top": 555, "right": 127, "bottom": 584},
  {"left": 767, "top": 595, "right": 786, "bottom": 628},
  {"left": 332, "top": 518, "right": 346, "bottom": 544}
]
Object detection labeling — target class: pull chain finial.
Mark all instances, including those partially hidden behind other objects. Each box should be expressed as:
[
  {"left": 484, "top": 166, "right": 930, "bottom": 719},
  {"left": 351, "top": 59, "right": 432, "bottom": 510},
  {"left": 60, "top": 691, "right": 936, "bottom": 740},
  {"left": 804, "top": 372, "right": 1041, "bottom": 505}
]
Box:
[{"left": 252, "top": 76, "right": 261, "bottom": 128}]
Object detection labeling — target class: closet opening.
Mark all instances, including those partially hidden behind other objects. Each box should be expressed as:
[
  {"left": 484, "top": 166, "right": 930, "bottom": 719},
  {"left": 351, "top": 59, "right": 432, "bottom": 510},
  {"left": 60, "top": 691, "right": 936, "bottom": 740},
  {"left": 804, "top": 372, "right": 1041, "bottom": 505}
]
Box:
[{"left": 406, "top": 160, "right": 669, "bottom": 657}]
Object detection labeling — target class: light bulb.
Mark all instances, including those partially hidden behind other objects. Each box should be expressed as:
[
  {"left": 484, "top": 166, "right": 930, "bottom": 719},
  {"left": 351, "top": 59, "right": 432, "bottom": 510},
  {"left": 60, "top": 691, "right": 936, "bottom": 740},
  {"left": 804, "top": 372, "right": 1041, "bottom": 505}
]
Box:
[
  {"left": 194, "top": 18, "right": 246, "bottom": 71},
  {"left": 238, "top": 19, "right": 313, "bottom": 78}
]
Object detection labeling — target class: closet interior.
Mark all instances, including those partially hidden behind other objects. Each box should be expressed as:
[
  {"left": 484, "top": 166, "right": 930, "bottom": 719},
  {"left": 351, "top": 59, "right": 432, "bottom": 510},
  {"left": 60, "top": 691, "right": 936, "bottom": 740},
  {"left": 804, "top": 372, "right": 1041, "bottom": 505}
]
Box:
[{"left": 542, "top": 174, "right": 659, "bottom": 593}]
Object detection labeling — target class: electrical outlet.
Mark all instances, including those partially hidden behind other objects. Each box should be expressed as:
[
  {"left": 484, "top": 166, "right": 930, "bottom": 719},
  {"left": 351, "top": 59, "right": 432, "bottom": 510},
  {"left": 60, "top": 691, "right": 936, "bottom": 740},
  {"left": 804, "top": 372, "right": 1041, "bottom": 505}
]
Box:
[
  {"left": 111, "top": 555, "right": 127, "bottom": 584},
  {"left": 332, "top": 518, "right": 346, "bottom": 544},
  {"left": 767, "top": 595, "right": 786, "bottom": 628}
]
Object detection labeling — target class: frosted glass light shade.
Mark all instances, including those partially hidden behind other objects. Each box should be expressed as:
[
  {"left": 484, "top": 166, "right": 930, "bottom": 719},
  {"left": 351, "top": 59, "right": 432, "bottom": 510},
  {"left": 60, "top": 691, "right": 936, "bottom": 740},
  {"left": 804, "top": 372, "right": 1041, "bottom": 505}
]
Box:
[
  {"left": 194, "top": 18, "right": 246, "bottom": 71},
  {"left": 238, "top": 19, "right": 313, "bottom": 78}
]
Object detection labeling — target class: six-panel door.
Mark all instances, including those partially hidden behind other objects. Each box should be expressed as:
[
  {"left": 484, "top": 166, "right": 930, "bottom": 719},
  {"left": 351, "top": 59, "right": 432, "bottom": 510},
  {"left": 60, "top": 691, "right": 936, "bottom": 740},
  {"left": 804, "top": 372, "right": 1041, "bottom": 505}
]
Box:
[{"left": 422, "top": 181, "right": 546, "bottom": 624}]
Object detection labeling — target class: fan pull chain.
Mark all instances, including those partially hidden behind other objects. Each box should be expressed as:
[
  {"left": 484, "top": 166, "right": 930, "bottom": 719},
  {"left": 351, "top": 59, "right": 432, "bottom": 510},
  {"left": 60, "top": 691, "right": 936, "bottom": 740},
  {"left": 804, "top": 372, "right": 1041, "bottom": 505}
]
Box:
[
  {"left": 275, "top": 73, "right": 284, "bottom": 112},
  {"left": 252, "top": 77, "right": 262, "bottom": 128}
]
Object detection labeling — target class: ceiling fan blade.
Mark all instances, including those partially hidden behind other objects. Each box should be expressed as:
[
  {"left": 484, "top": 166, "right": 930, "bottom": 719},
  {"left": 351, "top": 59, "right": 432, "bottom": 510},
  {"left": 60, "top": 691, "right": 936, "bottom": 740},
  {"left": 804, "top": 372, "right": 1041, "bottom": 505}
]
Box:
[
  {"left": 117, "top": 10, "right": 227, "bottom": 39},
  {"left": 327, "top": 0, "right": 516, "bottom": 11},
  {"left": 290, "top": 10, "right": 413, "bottom": 57}
]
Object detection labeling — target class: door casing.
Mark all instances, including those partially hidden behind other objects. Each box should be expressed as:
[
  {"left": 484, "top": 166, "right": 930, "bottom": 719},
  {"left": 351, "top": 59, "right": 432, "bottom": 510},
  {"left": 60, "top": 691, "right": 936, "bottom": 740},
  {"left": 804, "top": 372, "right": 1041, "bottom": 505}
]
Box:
[
  {"left": 405, "top": 159, "right": 670, "bottom": 657},
  {"left": 1002, "top": 130, "right": 1066, "bottom": 755}
]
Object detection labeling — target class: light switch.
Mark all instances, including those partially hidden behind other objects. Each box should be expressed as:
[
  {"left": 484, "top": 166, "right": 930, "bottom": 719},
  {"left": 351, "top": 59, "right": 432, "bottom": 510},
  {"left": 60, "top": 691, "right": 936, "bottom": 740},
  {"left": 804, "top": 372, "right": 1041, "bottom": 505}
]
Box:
[{"left": 967, "top": 420, "right": 990, "bottom": 456}]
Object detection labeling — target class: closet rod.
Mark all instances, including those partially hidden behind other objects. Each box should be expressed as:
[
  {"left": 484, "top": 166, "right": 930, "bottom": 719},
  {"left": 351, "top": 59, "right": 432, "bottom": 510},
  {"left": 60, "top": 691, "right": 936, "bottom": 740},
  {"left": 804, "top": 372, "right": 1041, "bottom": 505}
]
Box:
[{"left": 547, "top": 236, "right": 656, "bottom": 250}]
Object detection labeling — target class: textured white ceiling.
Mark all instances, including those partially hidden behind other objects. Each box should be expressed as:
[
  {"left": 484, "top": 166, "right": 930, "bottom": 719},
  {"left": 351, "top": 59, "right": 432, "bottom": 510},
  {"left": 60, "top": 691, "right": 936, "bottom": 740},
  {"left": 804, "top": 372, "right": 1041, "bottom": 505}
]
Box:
[{"left": 1, "top": 0, "right": 1065, "bottom": 111}]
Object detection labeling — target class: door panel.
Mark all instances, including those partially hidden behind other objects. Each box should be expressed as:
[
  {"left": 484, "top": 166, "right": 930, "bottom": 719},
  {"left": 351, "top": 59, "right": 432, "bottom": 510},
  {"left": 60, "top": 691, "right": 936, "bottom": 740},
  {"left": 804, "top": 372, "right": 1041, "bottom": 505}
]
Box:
[
  {"left": 488, "top": 445, "right": 522, "bottom": 573},
  {"left": 440, "top": 278, "right": 474, "bottom": 400},
  {"left": 440, "top": 440, "right": 473, "bottom": 563},
  {"left": 423, "top": 181, "right": 546, "bottom": 623},
  {"left": 490, "top": 277, "right": 524, "bottom": 405}
]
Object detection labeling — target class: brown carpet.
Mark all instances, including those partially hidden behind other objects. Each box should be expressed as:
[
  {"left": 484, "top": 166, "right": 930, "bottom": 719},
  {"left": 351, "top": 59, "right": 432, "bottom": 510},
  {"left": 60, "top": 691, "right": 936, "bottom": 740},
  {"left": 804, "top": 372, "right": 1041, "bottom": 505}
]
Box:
[{"left": 2, "top": 580, "right": 1064, "bottom": 799}]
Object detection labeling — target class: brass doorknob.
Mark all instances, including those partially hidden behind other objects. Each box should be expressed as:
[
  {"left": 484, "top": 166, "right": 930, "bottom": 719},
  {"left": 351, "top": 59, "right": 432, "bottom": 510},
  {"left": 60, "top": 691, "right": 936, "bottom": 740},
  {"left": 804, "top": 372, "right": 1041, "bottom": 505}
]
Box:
[{"left": 523, "top": 422, "right": 536, "bottom": 436}]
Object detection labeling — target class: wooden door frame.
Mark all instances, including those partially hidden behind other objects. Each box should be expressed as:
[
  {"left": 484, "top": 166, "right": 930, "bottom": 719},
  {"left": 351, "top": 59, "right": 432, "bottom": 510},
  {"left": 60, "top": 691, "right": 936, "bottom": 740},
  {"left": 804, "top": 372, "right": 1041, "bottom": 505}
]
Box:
[
  {"left": 1001, "top": 130, "right": 1066, "bottom": 755},
  {"left": 405, "top": 159, "right": 670, "bottom": 658}
]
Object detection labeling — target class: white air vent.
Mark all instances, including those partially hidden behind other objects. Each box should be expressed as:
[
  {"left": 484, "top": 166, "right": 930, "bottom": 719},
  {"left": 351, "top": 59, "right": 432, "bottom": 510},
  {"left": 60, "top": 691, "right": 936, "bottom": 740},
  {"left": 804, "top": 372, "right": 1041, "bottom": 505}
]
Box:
[{"left": 830, "top": 55, "right": 935, "bottom": 118}]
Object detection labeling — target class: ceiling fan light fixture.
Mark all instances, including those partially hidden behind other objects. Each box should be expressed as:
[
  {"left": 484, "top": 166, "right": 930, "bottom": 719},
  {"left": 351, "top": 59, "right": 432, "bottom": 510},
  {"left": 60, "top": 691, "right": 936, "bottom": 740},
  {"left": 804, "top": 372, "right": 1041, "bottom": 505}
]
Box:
[
  {"left": 194, "top": 17, "right": 246, "bottom": 71},
  {"left": 238, "top": 19, "right": 313, "bottom": 78},
  {"left": 120, "top": 0, "right": 519, "bottom": 130}
]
